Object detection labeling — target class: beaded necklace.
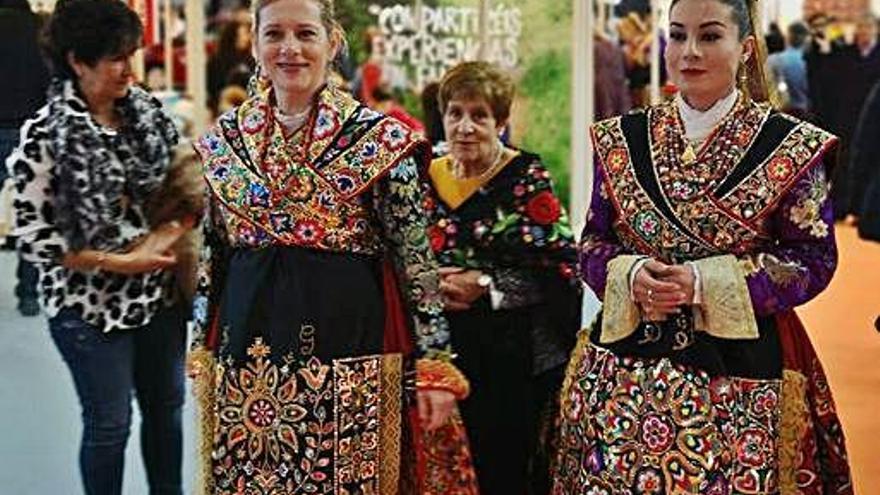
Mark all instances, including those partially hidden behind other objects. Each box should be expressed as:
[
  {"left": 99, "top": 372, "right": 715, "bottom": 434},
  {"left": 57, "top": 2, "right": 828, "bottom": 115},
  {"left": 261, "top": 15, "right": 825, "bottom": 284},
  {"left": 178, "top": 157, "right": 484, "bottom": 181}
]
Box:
[{"left": 649, "top": 95, "right": 767, "bottom": 203}]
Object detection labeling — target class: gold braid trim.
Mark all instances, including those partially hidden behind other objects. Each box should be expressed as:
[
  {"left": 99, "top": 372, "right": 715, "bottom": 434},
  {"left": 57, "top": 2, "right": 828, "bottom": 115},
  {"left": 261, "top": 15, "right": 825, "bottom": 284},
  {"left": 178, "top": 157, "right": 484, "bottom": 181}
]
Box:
[
  {"left": 416, "top": 359, "right": 470, "bottom": 400},
  {"left": 379, "top": 354, "right": 403, "bottom": 495},
  {"left": 779, "top": 369, "right": 810, "bottom": 495},
  {"left": 599, "top": 255, "right": 645, "bottom": 344},
  {"left": 743, "top": 0, "right": 778, "bottom": 106},
  {"left": 187, "top": 347, "right": 217, "bottom": 495},
  {"left": 692, "top": 255, "right": 760, "bottom": 340}
]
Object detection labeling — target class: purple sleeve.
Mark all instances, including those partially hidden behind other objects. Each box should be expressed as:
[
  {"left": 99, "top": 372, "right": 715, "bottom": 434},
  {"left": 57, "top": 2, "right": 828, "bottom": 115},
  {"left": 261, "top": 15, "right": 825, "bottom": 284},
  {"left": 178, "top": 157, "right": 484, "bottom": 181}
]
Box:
[
  {"left": 579, "top": 159, "right": 630, "bottom": 300},
  {"left": 744, "top": 164, "right": 837, "bottom": 316}
]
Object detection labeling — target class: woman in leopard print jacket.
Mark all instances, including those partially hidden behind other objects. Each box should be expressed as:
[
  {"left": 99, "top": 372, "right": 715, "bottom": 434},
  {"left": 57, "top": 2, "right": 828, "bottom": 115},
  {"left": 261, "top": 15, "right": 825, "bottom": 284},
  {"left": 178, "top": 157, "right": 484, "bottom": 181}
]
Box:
[{"left": 5, "top": 1, "right": 190, "bottom": 493}]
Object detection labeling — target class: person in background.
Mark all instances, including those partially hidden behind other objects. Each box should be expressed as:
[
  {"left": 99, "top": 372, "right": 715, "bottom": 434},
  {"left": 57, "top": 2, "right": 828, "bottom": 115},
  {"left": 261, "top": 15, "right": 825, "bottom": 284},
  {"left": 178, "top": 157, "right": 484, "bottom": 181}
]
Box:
[
  {"left": 143, "top": 62, "right": 196, "bottom": 138},
  {"left": 768, "top": 21, "right": 810, "bottom": 116},
  {"left": 372, "top": 83, "right": 425, "bottom": 134},
  {"left": 848, "top": 79, "right": 880, "bottom": 339},
  {"left": 594, "top": 31, "right": 632, "bottom": 119},
  {"left": 206, "top": 17, "right": 254, "bottom": 115},
  {"left": 6, "top": 0, "right": 188, "bottom": 492},
  {"left": 552, "top": 0, "right": 852, "bottom": 492},
  {"left": 0, "top": 0, "right": 50, "bottom": 317},
  {"left": 421, "top": 81, "right": 446, "bottom": 148},
  {"left": 354, "top": 26, "right": 385, "bottom": 107},
  {"left": 354, "top": 26, "right": 405, "bottom": 108},
  {"left": 764, "top": 21, "right": 785, "bottom": 54},
  {"left": 851, "top": 80, "right": 880, "bottom": 236},
  {"left": 833, "top": 14, "right": 880, "bottom": 220},
  {"left": 421, "top": 61, "right": 581, "bottom": 494},
  {"left": 618, "top": 10, "right": 667, "bottom": 108},
  {"left": 805, "top": 13, "right": 843, "bottom": 128},
  {"left": 807, "top": 13, "right": 880, "bottom": 220}
]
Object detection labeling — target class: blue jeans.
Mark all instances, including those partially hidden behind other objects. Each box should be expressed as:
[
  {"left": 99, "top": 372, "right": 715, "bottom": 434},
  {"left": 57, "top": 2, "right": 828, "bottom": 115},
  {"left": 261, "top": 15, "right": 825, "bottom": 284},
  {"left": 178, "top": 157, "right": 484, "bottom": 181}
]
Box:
[
  {"left": 15, "top": 256, "right": 38, "bottom": 301},
  {"left": 1, "top": 126, "right": 38, "bottom": 304},
  {"left": 49, "top": 305, "right": 186, "bottom": 495}
]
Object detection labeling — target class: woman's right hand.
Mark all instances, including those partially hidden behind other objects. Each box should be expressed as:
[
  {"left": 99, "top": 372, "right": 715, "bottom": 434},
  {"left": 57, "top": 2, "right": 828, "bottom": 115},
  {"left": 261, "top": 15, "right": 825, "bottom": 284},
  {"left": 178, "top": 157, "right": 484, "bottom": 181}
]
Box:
[
  {"left": 417, "top": 389, "right": 457, "bottom": 431},
  {"left": 103, "top": 221, "right": 189, "bottom": 275},
  {"left": 632, "top": 260, "right": 687, "bottom": 321}
]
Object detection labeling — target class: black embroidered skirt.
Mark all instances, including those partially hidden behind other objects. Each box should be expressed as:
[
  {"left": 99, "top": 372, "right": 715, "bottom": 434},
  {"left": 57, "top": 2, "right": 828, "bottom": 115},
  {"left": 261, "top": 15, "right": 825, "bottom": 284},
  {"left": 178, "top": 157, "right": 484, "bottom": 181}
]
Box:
[{"left": 205, "top": 246, "right": 407, "bottom": 494}]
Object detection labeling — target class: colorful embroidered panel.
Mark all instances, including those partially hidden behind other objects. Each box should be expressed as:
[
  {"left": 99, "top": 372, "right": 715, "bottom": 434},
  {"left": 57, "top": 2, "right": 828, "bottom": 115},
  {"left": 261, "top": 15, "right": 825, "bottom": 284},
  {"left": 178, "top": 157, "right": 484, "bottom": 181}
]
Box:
[
  {"left": 421, "top": 151, "right": 578, "bottom": 279},
  {"left": 553, "top": 335, "right": 782, "bottom": 495},
  {"left": 591, "top": 100, "right": 836, "bottom": 263},
  {"left": 195, "top": 85, "right": 426, "bottom": 253},
  {"left": 716, "top": 120, "right": 836, "bottom": 224},
  {"left": 210, "top": 340, "right": 403, "bottom": 494}
]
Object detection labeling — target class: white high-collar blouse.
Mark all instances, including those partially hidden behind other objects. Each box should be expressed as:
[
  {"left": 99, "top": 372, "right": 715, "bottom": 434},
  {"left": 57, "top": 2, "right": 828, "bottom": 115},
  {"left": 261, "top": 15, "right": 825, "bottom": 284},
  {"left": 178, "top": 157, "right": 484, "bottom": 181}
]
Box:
[{"left": 675, "top": 88, "right": 740, "bottom": 147}]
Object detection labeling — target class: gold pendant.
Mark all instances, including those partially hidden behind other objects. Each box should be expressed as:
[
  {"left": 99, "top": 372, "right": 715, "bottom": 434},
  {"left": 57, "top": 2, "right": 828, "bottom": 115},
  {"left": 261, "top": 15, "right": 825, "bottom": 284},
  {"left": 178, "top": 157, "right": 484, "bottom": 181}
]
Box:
[{"left": 681, "top": 144, "right": 697, "bottom": 165}]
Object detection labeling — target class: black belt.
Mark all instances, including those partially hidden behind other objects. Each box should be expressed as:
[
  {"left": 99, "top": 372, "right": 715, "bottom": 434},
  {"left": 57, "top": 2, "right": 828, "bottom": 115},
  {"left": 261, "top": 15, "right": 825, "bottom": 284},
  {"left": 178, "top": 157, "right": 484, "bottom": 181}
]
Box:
[{"left": 638, "top": 311, "right": 696, "bottom": 351}]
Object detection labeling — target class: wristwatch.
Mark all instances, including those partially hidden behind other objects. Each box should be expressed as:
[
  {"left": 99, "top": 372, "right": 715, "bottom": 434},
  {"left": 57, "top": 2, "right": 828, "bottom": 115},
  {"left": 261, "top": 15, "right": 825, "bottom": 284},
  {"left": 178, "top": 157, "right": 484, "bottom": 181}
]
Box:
[{"left": 477, "top": 273, "right": 493, "bottom": 289}]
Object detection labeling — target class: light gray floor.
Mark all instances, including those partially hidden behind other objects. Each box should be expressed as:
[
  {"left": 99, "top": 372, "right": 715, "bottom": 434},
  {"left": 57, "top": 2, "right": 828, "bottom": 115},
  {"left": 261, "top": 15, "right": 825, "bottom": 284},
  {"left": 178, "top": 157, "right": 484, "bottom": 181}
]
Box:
[{"left": 0, "top": 250, "right": 197, "bottom": 494}]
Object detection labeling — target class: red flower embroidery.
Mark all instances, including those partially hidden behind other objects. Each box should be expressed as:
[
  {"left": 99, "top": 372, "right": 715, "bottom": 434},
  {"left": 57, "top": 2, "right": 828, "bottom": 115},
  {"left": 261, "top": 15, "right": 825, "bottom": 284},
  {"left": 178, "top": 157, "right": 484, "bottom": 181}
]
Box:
[
  {"left": 736, "top": 127, "right": 753, "bottom": 146},
  {"left": 635, "top": 469, "right": 663, "bottom": 495},
  {"left": 247, "top": 398, "right": 278, "bottom": 428},
  {"left": 768, "top": 156, "right": 795, "bottom": 182},
  {"left": 606, "top": 147, "right": 629, "bottom": 173},
  {"left": 737, "top": 428, "right": 771, "bottom": 468},
  {"left": 423, "top": 195, "right": 436, "bottom": 212},
  {"left": 293, "top": 220, "right": 326, "bottom": 244},
  {"left": 242, "top": 108, "right": 267, "bottom": 134},
  {"left": 751, "top": 389, "right": 779, "bottom": 417},
  {"left": 525, "top": 191, "right": 561, "bottom": 225},
  {"left": 428, "top": 225, "right": 446, "bottom": 252},
  {"left": 641, "top": 414, "right": 675, "bottom": 453}
]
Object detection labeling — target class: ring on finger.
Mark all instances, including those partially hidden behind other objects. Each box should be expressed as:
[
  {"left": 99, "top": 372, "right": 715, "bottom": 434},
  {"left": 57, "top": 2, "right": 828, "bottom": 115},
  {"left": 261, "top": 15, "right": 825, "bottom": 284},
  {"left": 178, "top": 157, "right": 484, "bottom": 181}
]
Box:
[{"left": 646, "top": 288, "right": 654, "bottom": 303}]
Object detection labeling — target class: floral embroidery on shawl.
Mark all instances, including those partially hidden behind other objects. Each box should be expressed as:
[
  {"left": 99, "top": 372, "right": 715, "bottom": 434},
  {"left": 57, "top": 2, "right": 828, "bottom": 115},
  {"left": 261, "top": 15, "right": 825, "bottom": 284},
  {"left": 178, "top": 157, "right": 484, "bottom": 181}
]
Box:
[
  {"left": 195, "top": 84, "right": 427, "bottom": 253},
  {"left": 422, "top": 151, "right": 577, "bottom": 280},
  {"left": 788, "top": 168, "right": 831, "bottom": 239},
  {"left": 591, "top": 100, "right": 837, "bottom": 263}
]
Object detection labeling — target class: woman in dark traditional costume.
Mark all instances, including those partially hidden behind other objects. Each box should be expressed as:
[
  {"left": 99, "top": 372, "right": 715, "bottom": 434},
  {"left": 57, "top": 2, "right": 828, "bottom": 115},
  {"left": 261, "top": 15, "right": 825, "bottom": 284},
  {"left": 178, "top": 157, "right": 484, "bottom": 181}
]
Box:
[
  {"left": 188, "top": 0, "right": 472, "bottom": 493},
  {"left": 419, "top": 61, "right": 581, "bottom": 494},
  {"left": 552, "top": 1, "right": 853, "bottom": 493}
]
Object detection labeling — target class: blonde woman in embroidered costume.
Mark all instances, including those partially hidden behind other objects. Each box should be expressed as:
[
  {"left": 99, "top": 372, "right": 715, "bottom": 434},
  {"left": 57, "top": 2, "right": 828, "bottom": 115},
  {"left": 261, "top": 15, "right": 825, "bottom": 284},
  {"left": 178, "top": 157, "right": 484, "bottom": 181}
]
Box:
[
  {"left": 189, "top": 0, "right": 473, "bottom": 493},
  {"left": 417, "top": 61, "right": 581, "bottom": 494},
  {"left": 551, "top": 0, "right": 854, "bottom": 493}
]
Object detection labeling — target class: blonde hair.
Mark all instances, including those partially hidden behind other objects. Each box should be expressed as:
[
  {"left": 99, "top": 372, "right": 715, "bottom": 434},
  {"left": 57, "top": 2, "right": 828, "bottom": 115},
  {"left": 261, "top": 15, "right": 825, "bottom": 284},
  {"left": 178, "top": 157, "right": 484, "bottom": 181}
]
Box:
[
  {"left": 252, "top": 0, "right": 346, "bottom": 49},
  {"left": 438, "top": 61, "right": 516, "bottom": 124}
]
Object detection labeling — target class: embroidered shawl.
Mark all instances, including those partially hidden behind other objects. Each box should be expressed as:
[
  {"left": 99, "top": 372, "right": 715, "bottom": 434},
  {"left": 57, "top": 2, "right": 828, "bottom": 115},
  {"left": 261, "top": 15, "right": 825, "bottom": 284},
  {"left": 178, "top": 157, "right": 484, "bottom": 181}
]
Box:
[
  {"left": 195, "top": 84, "right": 428, "bottom": 253},
  {"left": 591, "top": 97, "right": 837, "bottom": 263}
]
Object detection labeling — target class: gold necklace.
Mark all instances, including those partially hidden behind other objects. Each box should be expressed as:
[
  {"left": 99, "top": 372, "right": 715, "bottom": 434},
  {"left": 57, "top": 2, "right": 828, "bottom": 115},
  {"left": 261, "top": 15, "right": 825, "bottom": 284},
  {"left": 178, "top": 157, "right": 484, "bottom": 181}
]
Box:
[
  {"left": 681, "top": 141, "right": 698, "bottom": 165},
  {"left": 451, "top": 140, "right": 505, "bottom": 180}
]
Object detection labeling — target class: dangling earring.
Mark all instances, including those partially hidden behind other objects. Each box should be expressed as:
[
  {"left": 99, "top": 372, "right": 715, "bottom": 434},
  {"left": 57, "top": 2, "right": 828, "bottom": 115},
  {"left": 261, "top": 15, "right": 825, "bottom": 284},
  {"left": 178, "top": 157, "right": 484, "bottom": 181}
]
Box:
[
  {"left": 737, "top": 57, "right": 750, "bottom": 95},
  {"left": 247, "top": 63, "right": 272, "bottom": 98}
]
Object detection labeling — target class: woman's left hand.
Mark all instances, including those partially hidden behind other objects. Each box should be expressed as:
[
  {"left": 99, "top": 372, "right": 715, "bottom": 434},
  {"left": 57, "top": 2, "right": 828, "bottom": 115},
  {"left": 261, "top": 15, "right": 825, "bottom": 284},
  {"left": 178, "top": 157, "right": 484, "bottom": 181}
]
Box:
[
  {"left": 438, "top": 267, "right": 488, "bottom": 311},
  {"left": 417, "top": 389, "right": 456, "bottom": 431}
]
